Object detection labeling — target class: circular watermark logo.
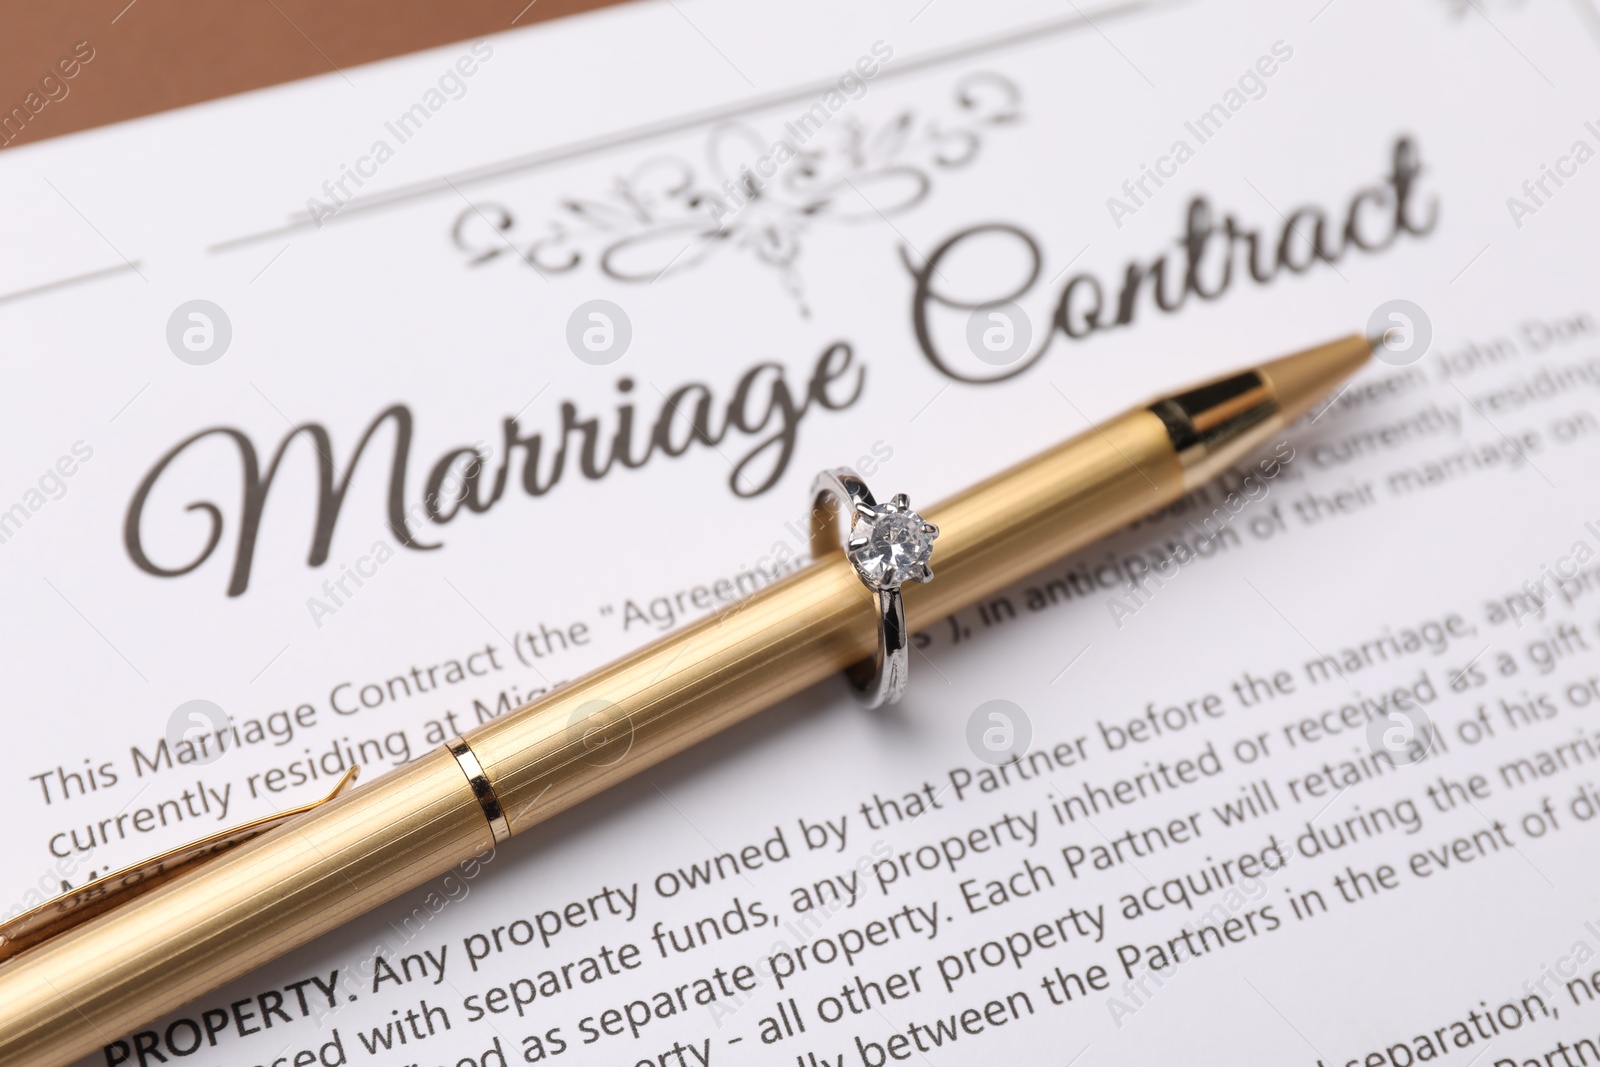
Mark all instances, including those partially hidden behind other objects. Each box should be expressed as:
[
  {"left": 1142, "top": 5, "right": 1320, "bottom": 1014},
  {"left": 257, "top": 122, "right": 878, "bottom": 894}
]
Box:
[
  {"left": 166, "top": 300, "right": 233, "bottom": 365},
  {"left": 1367, "top": 299, "right": 1432, "bottom": 367},
  {"left": 1365, "top": 698, "right": 1434, "bottom": 766},
  {"left": 966, "top": 699, "right": 1032, "bottom": 765},
  {"left": 165, "top": 699, "right": 230, "bottom": 765},
  {"left": 965, "top": 302, "right": 1033, "bottom": 366},
  {"left": 565, "top": 300, "right": 632, "bottom": 365},
  {"left": 565, "top": 698, "right": 635, "bottom": 767}
]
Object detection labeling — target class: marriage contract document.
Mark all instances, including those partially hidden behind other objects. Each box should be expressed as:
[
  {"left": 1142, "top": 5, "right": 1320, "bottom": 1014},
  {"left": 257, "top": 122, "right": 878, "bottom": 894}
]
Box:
[{"left": 3, "top": 0, "right": 1600, "bottom": 1063}]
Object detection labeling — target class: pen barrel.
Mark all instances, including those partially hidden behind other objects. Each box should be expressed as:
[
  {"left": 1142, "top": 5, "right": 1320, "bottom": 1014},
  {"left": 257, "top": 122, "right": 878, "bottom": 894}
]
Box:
[
  {"left": 0, "top": 752, "right": 495, "bottom": 1067},
  {"left": 0, "top": 406, "right": 1194, "bottom": 1067},
  {"left": 468, "top": 407, "right": 1187, "bottom": 831}
]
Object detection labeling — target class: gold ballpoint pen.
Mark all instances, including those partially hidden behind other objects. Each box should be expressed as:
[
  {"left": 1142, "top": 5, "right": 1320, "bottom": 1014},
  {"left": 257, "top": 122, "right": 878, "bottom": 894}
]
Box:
[{"left": 0, "top": 333, "right": 1372, "bottom": 1066}]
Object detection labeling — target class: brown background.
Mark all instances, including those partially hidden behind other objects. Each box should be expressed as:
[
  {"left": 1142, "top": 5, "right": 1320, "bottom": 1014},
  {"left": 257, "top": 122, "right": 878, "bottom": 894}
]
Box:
[{"left": 0, "top": 0, "right": 620, "bottom": 151}]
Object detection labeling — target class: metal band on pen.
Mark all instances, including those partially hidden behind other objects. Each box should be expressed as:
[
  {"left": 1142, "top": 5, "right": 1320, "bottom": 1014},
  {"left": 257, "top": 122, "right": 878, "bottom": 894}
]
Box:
[
  {"left": 1147, "top": 369, "right": 1280, "bottom": 486},
  {"left": 445, "top": 736, "right": 512, "bottom": 843}
]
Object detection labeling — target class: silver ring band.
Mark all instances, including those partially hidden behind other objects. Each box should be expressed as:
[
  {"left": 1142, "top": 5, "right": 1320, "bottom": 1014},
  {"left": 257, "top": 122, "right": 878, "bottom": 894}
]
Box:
[
  {"left": 446, "top": 735, "right": 512, "bottom": 843},
  {"left": 810, "top": 468, "right": 937, "bottom": 708}
]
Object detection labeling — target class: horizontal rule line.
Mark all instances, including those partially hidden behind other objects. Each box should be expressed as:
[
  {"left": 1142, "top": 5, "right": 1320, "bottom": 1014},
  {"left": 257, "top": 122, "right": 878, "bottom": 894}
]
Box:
[{"left": 0, "top": 261, "right": 144, "bottom": 307}]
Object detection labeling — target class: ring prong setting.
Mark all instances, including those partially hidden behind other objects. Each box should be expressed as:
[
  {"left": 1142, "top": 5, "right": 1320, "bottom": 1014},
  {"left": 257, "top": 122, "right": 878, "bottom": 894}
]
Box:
[{"left": 846, "top": 491, "right": 938, "bottom": 591}]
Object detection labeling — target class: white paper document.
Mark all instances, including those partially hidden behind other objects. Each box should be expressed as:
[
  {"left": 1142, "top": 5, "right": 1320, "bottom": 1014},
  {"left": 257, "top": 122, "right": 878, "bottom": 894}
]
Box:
[{"left": 4, "top": 0, "right": 1600, "bottom": 1063}]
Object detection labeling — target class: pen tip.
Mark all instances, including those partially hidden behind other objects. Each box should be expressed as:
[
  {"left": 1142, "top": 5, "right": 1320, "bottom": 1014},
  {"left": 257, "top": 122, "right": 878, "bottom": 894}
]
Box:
[{"left": 1257, "top": 332, "right": 1374, "bottom": 424}]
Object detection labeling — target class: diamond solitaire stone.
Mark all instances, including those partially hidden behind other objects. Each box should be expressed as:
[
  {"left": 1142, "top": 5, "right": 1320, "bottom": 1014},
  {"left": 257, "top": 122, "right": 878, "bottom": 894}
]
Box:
[{"left": 847, "top": 497, "right": 938, "bottom": 589}]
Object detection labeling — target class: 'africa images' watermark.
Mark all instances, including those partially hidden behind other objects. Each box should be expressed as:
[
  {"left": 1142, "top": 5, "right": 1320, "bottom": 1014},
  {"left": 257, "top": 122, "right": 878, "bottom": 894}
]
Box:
[
  {"left": 708, "top": 41, "right": 895, "bottom": 228},
  {"left": 304, "top": 443, "right": 491, "bottom": 628},
  {"left": 306, "top": 42, "right": 495, "bottom": 227},
  {"left": 0, "top": 441, "right": 94, "bottom": 547},
  {"left": 1105, "top": 442, "right": 1293, "bottom": 627},
  {"left": 0, "top": 40, "right": 96, "bottom": 148},
  {"left": 1106, "top": 41, "right": 1294, "bottom": 229},
  {"left": 1505, "top": 118, "right": 1600, "bottom": 230}
]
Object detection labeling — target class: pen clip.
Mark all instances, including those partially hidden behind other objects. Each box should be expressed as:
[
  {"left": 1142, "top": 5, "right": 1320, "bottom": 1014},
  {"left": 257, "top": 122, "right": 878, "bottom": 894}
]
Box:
[{"left": 0, "top": 767, "right": 359, "bottom": 966}]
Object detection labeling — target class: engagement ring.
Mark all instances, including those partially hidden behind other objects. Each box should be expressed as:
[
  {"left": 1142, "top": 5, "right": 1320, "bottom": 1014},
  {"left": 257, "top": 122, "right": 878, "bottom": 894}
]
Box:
[{"left": 810, "top": 468, "right": 939, "bottom": 707}]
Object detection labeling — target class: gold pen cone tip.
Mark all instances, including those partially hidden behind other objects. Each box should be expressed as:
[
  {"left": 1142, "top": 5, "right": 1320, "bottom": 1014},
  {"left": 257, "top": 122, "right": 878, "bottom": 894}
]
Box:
[{"left": 1257, "top": 332, "right": 1375, "bottom": 424}]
